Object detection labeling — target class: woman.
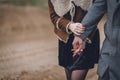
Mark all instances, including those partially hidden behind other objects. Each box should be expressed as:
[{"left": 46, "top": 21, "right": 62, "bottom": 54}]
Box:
[{"left": 48, "top": 0, "right": 99, "bottom": 80}]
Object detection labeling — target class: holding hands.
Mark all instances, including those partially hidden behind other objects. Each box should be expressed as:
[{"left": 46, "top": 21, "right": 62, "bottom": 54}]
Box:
[
  {"left": 72, "top": 36, "right": 86, "bottom": 57},
  {"left": 68, "top": 22, "right": 86, "bottom": 57}
]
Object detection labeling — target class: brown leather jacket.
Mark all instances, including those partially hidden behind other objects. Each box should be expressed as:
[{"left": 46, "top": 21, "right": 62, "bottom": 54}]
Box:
[{"left": 48, "top": 0, "right": 95, "bottom": 43}]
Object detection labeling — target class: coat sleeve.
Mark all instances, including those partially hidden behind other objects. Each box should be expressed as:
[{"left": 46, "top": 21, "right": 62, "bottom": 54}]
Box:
[
  {"left": 80, "top": 0, "right": 107, "bottom": 40},
  {"left": 48, "top": 0, "right": 71, "bottom": 34}
]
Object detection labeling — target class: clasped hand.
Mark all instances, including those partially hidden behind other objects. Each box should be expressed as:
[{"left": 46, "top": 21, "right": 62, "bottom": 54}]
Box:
[
  {"left": 69, "top": 23, "right": 85, "bottom": 36},
  {"left": 68, "top": 23, "right": 86, "bottom": 57}
]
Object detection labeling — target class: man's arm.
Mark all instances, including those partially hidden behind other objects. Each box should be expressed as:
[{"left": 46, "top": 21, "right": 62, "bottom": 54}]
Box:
[
  {"left": 80, "top": 0, "right": 107, "bottom": 40},
  {"left": 72, "top": 0, "right": 107, "bottom": 56}
]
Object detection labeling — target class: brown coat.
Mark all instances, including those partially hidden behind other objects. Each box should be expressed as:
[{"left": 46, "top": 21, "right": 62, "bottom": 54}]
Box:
[
  {"left": 48, "top": 0, "right": 86, "bottom": 42},
  {"left": 48, "top": 0, "right": 94, "bottom": 42}
]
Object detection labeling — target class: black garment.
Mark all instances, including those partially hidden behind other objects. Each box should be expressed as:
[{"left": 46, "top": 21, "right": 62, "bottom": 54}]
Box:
[
  {"left": 58, "top": 29, "right": 100, "bottom": 71},
  {"left": 93, "top": 0, "right": 96, "bottom": 3}
]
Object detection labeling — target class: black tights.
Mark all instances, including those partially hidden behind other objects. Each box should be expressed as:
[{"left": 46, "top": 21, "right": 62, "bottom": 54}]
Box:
[{"left": 65, "top": 68, "right": 88, "bottom": 80}]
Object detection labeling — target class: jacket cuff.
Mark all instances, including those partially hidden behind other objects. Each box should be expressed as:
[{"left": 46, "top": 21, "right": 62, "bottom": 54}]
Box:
[
  {"left": 66, "top": 22, "right": 72, "bottom": 34},
  {"left": 75, "top": 34, "right": 92, "bottom": 44},
  {"left": 79, "top": 30, "right": 92, "bottom": 40},
  {"left": 84, "top": 38, "right": 92, "bottom": 44},
  {"left": 56, "top": 18, "right": 62, "bottom": 30}
]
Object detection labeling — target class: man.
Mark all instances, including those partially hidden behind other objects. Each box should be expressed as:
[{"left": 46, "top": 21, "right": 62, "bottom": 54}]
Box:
[{"left": 72, "top": 0, "right": 120, "bottom": 80}]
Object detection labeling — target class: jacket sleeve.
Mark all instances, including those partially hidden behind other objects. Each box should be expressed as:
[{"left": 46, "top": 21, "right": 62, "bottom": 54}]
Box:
[
  {"left": 80, "top": 0, "right": 107, "bottom": 40},
  {"left": 48, "top": 0, "right": 71, "bottom": 34}
]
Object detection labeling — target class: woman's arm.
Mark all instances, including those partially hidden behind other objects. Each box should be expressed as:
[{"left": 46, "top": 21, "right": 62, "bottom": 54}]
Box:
[
  {"left": 48, "top": 0, "right": 85, "bottom": 35},
  {"left": 48, "top": 0, "right": 71, "bottom": 34}
]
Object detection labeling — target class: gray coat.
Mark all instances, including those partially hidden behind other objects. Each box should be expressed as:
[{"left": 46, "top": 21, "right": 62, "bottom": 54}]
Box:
[{"left": 80, "top": 0, "right": 120, "bottom": 80}]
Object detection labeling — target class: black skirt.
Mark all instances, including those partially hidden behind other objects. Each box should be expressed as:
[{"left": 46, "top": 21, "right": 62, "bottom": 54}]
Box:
[{"left": 58, "top": 29, "right": 100, "bottom": 71}]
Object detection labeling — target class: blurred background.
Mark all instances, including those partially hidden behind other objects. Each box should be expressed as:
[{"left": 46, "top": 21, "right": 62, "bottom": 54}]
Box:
[{"left": 0, "top": 0, "right": 105, "bottom": 80}]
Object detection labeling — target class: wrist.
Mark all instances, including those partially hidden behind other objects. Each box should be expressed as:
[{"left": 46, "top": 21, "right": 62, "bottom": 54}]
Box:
[
  {"left": 66, "top": 22, "right": 72, "bottom": 34},
  {"left": 84, "top": 38, "right": 92, "bottom": 44},
  {"left": 68, "top": 22, "right": 74, "bottom": 30}
]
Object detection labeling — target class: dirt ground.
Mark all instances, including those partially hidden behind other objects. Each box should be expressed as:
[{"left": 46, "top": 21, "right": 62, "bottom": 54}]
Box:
[{"left": 0, "top": 5, "right": 105, "bottom": 80}]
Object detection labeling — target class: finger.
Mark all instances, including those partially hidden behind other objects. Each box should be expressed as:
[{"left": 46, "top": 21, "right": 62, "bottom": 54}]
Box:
[
  {"left": 74, "top": 47, "right": 84, "bottom": 56},
  {"left": 75, "top": 27, "right": 85, "bottom": 30},
  {"left": 75, "top": 42, "right": 83, "bottom": 53},
  {"left": 73, "top": 48, "right": 80, "bottom": 57},
  {"left": 77, "top": 26, "right": 85, "bottom": 30},
  {"left": 72, "top": 41, "right": 79, "bottom": 51},
  {"left": 75, "top": 27, "right": 85, "bottom": 33},
  {"left": 77, "top": 51, "right": 82, "bottom": 55},
  {"left": 74, "top": 32, "right": 82, "bottom": 36},
  {"left": 72, "top": 53, "right": 77, "bottom": 57},
  {"left": 76, "top": 25, "right": 85, "bottom": 30},
  {"left": 80, "top": 49, "right": 83, "bottom": 52},
  {"left": 72, "top": 47, "right": 79, "bottom": 57},
  {"left": 81, "top": 42, "right": 86, "bottom": 50},
  {"left": 73, "top": 48, "right": 81, "bottom": 55},
  {"left": 76, "top": 26, "right": 85, "bottom": 31},
  {"left": 77, "top": 23, "right": 85, "bottom": 28},
  {"left": 75, "top": 29, "right": 85, "bottom": 34},
  {"left": 72, "top": 45, "right": 80, "bottom": 57},
  {"left": 72, "top": 42, "right": 76, "bottom": 50},
  {"left": 71, "top": 49, "right": 75, "bottom": 51}
]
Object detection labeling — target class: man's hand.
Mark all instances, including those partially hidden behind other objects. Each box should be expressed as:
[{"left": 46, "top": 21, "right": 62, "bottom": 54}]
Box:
[
  {"left": 72, "top": 36, "right": 86, "bottom": 57},
  {"left": 68, "top": 23, "right": 85, "bottom": 36}
]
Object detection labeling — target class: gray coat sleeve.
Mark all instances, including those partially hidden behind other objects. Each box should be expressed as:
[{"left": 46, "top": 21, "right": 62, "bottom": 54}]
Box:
[{"left": 80, "top": 0, "right": 107, "bottom": 40}]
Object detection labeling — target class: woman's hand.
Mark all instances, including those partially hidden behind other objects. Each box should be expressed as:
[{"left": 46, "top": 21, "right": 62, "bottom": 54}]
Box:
[
  {"left": 68, "top": 23, "right": 85, "bottom": 36},
  {"left": 72, "top": 36, "right": 86, "bottom": 57}
]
